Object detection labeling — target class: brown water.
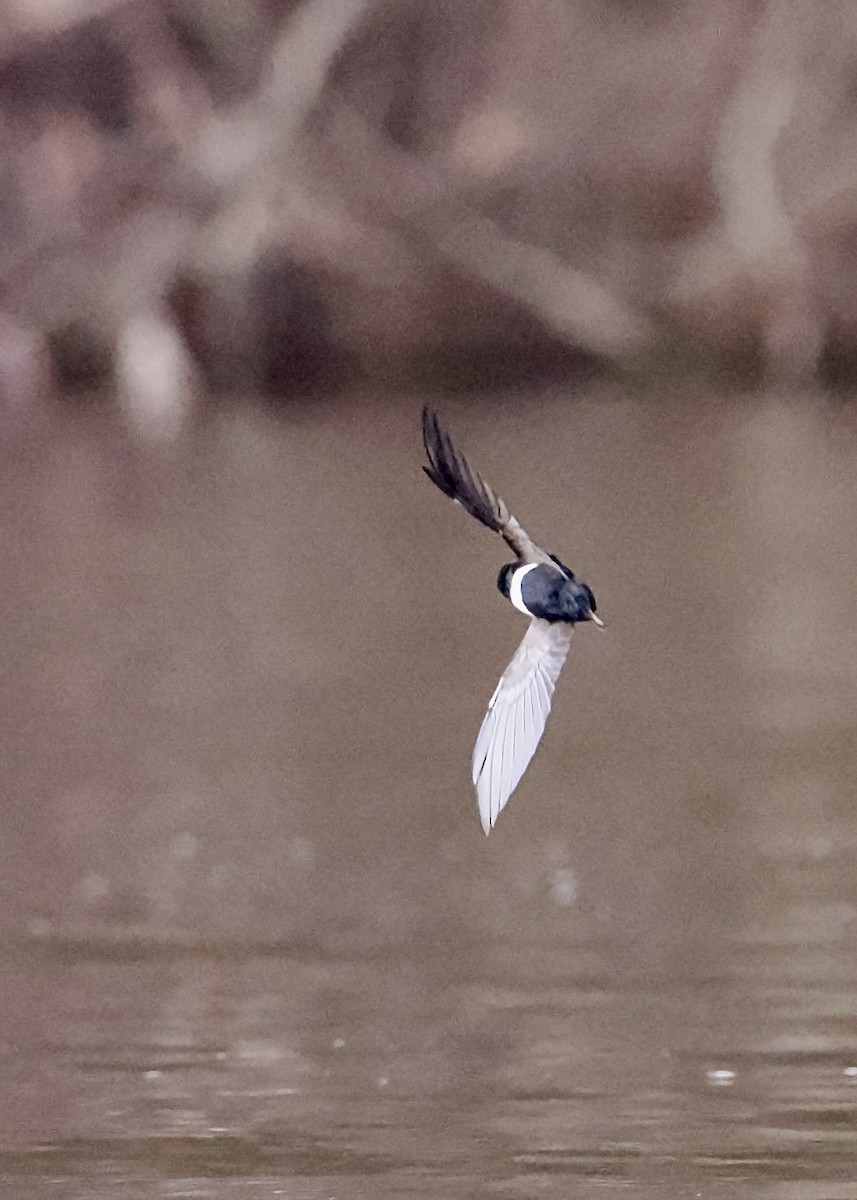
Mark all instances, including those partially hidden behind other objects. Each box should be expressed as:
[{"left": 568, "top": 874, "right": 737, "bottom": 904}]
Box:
[{"left": 2, "top": 385, "right": 857, "bottom": 1198}]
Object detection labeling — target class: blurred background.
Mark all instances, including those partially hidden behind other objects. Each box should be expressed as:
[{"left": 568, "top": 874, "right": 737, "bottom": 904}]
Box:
[{"left": 3, "top": 2, "right": 857, "bottom": 1197}]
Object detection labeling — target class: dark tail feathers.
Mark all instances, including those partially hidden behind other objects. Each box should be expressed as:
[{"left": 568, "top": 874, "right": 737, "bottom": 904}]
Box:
[{"left": 421, "top": 407, "right": 509, "bottom": 534}]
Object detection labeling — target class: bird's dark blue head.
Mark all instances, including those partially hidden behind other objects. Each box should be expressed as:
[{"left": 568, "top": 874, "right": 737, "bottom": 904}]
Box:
[{"left": 576, "top": 582, "right": 601, "bottom": 623}]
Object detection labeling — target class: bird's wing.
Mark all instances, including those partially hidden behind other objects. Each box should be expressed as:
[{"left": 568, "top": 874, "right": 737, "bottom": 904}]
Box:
[
  {"left": 472, "top": 619, "right": 573, "bottom": 834},
  {"left": 422, "top": 407, "right": 552, "bottom": 564}
]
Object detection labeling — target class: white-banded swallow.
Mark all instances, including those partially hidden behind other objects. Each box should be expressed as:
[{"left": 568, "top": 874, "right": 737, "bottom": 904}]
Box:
[{"left": 422, "top": 407, "right": 603, "bottom": 834}]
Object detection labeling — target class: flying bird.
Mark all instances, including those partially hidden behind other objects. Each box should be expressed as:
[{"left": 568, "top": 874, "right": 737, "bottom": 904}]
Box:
[{"left": 421, "top": 407, "right": 602, "bottom": 834}]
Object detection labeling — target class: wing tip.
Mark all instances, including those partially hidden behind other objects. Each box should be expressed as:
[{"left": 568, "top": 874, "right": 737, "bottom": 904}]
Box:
[
  {"left": 478, "top": 794, "right": 496, "bottom": 836},
  {"left": 476, "top": 770, "right": 504, "bottom": 836}
]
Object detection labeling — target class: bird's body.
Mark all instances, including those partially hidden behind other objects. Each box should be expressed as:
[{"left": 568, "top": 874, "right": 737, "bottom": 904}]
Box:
[
  {"left": 501, "top": 560, "right": 597, "bottom": 623},
  {"left": 421, "top": 407, "right": 602, "bottom": 834}
]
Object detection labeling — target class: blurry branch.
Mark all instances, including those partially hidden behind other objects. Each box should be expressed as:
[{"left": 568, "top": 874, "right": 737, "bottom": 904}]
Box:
[
  {"left": 0, "top": 0, "right": 374, "bottom": 290},
  {"left": 711, "top": 1, "right": 806, "bottom": 271},
  {"left": 432, "top": 213, "right": 654, "bottom": 361},
  {"left": 673, "top": 1, "right": 821, "bottom": 375},
  {"left": 314, "top": 106, "right": 656, "bottom": 362},
  {"left": 190, "top": 0, "right": 375, "bottom": 278},
  {"left": 124, "top": 0, "right": 380, "bottom": 436},
  {"left": 0, "top": 0, "right": 655, "bottom": 391},
  {"left": 1, "top": 0, "right": 124, "bottom": 36},
  {"left": 265, "top": 0, "right": 374, "bottom": 142},
  {"left": 0, "top": 0, "right": 377, "bottom": 430},
  {"left": 194, "top": 0, "right": 375, "bottom": 193}
]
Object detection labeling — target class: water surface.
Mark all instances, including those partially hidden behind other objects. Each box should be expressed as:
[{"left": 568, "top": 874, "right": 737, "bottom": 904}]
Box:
[{"left": 2, "top": 386, "right": 857, "bottom": 1197}]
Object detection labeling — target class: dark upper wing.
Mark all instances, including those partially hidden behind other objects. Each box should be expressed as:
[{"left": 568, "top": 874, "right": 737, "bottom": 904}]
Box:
[
  {"left": 421, "top": 407, "right": 551, "bottom": 564},
  {"left": 471, "top": 618, "right": 573, "bottom": 833}
]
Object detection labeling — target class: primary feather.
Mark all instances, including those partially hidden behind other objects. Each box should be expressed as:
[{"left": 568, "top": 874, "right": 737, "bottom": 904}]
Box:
[{"left": 472, "top": 619, "right": 573, "bottom": 834}]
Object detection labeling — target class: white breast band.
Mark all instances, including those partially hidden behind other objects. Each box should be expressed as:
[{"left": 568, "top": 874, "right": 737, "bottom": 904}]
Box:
[{"left": 509, "top": 563, "right": 538, "bottom": 615}]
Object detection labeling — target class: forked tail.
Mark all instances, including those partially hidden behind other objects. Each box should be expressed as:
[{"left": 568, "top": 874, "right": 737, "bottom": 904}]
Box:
[{"left": 421, "top": 407, "right": 511, "bottom": 534}]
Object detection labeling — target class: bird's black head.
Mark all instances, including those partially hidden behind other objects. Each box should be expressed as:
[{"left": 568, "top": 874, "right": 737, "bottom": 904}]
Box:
[
  {"left": 497, "top": 562, "right": 520, "bottom": 599},
  {"left": 574, "top": 581, "right": 602, "bottom": 625},
  {"left": 560, "top": 578, "right": 601, "bottom": 624}
]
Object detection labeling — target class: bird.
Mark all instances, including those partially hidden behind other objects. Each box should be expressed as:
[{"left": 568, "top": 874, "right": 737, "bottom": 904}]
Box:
[{"left": 421, "top": 407, "right": 603, "bottom": 834}]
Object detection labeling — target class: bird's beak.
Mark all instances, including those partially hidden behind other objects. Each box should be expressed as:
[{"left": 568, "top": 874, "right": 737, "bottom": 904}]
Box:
[{"left": 590, "top": 612, "right": 605, "bottom": 628}]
